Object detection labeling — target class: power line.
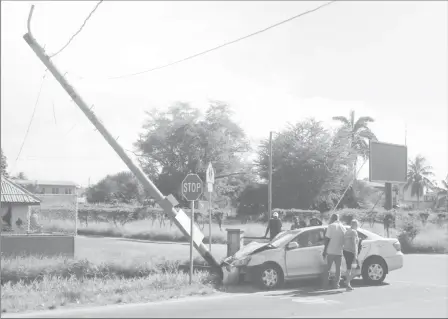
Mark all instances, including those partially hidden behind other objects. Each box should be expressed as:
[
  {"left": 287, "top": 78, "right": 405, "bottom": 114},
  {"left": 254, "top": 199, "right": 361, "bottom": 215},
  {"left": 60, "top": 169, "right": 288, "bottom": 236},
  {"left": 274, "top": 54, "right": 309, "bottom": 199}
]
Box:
[
  {"left": 12, "top": 71, "right": 48, "bottom": 172},
  {"left": 50, "top": 0, "right": 104, "bottom": 58},
  {"left": 108, "top": 1, "right": 336, "bottom": 80}
]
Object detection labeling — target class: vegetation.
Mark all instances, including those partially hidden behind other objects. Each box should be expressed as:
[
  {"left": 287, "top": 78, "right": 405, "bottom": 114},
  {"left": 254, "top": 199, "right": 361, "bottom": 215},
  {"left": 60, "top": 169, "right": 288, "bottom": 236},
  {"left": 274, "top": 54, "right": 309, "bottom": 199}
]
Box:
[
  {"left": 256, "top": 119, "right": 359, "bottom": 211},
  {"left": 332, "top": 110, "right": 378, "bottom": 182},
  {"left": 1, "top": 148, "right": 8, "bottom": 177},
  {"left": 1, "top": 255, "right": 219, "bottom": 313},
  {"left": 404, "top": 155, "right": 435, "bottom": 209}
]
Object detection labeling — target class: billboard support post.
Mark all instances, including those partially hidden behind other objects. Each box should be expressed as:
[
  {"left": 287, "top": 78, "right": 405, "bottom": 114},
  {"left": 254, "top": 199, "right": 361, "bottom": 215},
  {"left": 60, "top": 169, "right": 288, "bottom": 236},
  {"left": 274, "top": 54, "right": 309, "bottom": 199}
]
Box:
[{"left": 385, "top": 182, "right": 393, "bottom": 210}]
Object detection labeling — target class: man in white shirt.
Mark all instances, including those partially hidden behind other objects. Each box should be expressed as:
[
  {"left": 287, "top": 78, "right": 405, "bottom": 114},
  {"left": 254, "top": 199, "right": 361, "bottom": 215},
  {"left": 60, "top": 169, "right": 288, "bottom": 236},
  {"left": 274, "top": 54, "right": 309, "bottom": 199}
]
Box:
[{"left": 321, "top": 213, "right": 346, "bottom": 289}]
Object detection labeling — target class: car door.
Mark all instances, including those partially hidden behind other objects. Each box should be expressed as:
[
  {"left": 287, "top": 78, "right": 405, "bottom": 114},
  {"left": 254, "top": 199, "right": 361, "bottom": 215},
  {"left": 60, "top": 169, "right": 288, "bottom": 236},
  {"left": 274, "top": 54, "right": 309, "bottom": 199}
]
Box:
[{"left": 285, "top": 228, "right": 326, "bottom": 278}]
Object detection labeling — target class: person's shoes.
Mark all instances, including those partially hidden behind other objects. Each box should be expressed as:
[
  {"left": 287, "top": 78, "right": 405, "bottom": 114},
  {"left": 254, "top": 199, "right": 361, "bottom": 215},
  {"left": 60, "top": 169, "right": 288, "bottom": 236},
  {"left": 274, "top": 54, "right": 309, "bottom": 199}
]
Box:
[{"left": 346, "top": 286, "right": 354, "bottom": 291}]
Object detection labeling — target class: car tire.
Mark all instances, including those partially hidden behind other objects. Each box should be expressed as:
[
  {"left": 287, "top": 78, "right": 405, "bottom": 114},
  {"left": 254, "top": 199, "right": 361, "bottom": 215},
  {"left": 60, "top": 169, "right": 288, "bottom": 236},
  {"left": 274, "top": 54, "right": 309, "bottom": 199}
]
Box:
[
  {"left": 256, "top": 263, "right": 284, "bottom": 290},
  {"left": 362, "top": 256, "right": 387, "bottom": 285}
]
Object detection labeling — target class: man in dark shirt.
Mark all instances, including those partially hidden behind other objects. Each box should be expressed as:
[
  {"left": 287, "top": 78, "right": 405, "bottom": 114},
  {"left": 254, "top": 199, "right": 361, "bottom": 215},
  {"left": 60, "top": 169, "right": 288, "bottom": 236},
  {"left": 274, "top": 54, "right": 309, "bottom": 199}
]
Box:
[{"left": 265, "top": 212, "right": 282, "bottom": 240}]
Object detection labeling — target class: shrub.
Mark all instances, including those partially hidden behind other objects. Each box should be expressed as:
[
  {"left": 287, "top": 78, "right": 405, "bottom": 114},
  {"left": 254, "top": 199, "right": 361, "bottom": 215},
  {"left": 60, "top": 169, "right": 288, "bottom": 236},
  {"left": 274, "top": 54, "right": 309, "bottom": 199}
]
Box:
[{"left": 272, "top": 208, "right": 321, "bottom": 222}]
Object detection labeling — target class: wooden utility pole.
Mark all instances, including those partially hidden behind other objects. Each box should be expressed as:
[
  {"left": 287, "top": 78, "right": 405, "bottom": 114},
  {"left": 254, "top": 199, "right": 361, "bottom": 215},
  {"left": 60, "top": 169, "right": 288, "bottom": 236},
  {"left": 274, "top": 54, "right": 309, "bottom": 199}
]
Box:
[
  {"left": 268, "top": 131, "right": 273, "bottom": 219},
  {"left": 22, "top": 5, "right": 221, "bottom": 273}
]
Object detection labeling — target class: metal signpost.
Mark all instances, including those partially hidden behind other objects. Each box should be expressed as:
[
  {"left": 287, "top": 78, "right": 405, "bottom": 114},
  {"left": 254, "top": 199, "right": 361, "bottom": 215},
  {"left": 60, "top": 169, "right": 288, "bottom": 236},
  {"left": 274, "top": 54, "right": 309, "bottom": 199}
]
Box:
[
  {"left": 206, "top": 163, "right": 215, "bottom": 252},
  {"left": 181, "top": 174, "right": 204, "bottom": 284}
]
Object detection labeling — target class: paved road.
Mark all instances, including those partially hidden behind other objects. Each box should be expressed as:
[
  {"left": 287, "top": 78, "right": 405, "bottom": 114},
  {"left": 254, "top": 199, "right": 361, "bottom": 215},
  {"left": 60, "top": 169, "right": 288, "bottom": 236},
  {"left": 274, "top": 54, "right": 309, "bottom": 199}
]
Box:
[{"left": 4, "top": 254, "right": 447, "bottom": 318}]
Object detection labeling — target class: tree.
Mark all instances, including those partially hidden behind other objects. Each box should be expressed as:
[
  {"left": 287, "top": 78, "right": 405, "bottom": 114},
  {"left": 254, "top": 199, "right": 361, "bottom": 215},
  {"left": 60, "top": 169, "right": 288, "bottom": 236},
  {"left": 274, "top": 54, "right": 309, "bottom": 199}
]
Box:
[
  {"left": 256, "top": 118, "right": 356, "bottom": 210},
  {"left": 134, "top": 101, "right": 251, "bottom": 206},
  {"left": 404, "top": 155, "right": 435, "bottom": 209},
  {"left": 11, "top": 172, "right": 27, "bottom": 180},
  {"left": 1, "top": 148, "right": 8, "bottom": 177},
  {"left": 86, "top": 171, "right": 145, "bottom": 204},
  {"left": 332, "top": 110, "right": 377, "bottom": 182},
  {"left": 435, "top": 175, "right": 448, "bottom": 210}
]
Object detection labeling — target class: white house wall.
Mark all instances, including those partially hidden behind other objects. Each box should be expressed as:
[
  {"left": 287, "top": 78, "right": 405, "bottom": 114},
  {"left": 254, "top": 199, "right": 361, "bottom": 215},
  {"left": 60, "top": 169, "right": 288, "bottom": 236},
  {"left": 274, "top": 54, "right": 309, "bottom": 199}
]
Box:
[{"left": 1, "top": 204, "right": 30, "bottom": 232}]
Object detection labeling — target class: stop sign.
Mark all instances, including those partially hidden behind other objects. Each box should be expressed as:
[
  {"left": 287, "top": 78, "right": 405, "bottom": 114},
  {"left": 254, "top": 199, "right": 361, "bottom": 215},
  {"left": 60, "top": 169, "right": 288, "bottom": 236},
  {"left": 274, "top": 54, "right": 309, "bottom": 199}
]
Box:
[{"left": 181, "top": 174, "right": 204, "bottom": 201}]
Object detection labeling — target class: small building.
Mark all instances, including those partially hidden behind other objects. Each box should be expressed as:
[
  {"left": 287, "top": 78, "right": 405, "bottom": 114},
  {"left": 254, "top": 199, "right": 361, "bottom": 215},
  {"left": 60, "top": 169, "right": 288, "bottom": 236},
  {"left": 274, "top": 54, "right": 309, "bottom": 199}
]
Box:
[
  {"left": 14, "top": 179, "right": 80, "bottom": 207},
  {"left": 1, "top": 176, "right": 41, "bottom": 233},
  {"left": 14, "top": 179, "right": 78, "bottom": 195}
]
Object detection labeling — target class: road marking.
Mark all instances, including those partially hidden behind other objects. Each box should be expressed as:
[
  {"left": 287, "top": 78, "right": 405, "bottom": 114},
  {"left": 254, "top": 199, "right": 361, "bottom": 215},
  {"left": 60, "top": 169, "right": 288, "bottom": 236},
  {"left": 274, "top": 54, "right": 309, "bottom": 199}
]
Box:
[{"left": 291, "top": 297, "right": 340, "bottom": 305}]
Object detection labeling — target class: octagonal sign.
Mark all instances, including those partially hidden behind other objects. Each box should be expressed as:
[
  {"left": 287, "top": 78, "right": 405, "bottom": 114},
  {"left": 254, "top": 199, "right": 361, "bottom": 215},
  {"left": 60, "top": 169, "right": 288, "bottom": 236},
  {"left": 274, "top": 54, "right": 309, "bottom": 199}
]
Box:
[{"left": 181, "top": 174, "right": 204, "bottom": 201}]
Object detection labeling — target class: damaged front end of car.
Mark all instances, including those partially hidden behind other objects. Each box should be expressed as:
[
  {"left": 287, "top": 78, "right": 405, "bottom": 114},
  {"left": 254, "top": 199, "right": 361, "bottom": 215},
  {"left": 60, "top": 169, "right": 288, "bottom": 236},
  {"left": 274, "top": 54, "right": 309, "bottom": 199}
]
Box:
[{"left": 220, "top": 242, "right": 274, "bottom": 285}]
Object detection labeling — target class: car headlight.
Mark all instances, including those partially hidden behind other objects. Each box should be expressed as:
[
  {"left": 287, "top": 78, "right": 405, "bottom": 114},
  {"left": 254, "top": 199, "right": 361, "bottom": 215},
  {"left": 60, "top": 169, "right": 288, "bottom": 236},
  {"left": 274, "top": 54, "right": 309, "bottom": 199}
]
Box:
[{"left": 232, "top": 256, "right": 252, "bottom": 267}]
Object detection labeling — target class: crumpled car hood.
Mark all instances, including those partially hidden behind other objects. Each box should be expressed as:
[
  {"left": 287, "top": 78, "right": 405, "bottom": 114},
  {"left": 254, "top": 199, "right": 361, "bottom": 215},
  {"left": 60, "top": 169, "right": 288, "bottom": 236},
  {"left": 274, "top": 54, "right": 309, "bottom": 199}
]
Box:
[
  {"left": 222, "top": 241, "right": 269, "bottom": 265},
  {"left": 234, "top": 241, "right": 267, "bottom": 259}
]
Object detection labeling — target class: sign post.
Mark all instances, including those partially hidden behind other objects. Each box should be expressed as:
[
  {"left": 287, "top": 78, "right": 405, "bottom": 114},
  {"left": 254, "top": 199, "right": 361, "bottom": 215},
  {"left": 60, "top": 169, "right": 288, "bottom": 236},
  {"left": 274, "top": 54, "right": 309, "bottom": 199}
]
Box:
[
  {"left": 206, "top": 163, "right": 215, "bottom": 252},
  {"left": 181, "top": 174, "right": 204, "bottom": 284}
]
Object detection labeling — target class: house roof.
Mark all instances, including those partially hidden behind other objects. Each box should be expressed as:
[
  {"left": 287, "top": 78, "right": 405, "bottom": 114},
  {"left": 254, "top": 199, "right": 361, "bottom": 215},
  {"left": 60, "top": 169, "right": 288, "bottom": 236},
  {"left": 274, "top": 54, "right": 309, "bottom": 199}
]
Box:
[
  {"left": 1, "top": 176, "right": 41, "bottom": 205},
  {"left": 14, "top": 179, "right": 79, "bottom": 187}
]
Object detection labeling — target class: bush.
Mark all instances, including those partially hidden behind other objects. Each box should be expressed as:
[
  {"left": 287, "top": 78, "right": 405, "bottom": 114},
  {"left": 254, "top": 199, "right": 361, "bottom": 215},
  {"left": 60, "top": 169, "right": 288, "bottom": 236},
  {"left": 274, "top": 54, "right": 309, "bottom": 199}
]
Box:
[
  {"left": 272, "top": 208, "right": 321, "bottom": 222},
  {"left": 36, "top": 204, "right": 163, "bottom": 227}
]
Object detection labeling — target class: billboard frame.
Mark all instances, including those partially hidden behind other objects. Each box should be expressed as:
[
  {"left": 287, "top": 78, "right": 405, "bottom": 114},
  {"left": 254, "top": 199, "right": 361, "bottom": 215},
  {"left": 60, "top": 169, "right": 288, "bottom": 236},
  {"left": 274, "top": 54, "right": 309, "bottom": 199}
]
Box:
[{"left": 369, "top": 140, "right": 408, "bottom": 184}]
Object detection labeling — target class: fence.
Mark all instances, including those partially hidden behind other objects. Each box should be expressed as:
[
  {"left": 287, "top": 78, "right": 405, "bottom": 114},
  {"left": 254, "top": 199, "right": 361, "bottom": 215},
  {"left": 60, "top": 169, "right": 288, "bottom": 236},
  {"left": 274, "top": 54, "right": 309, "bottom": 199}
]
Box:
[{"left": 30, "top": 194, "right": 78, "bottom": 236}]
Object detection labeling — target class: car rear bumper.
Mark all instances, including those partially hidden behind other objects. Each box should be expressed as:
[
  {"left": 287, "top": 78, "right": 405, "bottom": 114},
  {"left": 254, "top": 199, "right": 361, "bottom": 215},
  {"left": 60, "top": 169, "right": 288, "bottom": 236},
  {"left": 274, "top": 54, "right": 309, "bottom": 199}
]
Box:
[{"left": 384, "top": 252, "right": 404, "bottom": 272}]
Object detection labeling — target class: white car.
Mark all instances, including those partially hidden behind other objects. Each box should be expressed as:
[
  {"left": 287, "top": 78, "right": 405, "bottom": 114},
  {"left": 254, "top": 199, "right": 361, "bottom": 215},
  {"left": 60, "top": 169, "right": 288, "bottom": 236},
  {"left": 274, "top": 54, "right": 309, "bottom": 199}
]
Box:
[{"left": 222, "top": 225, "right": 404, "bottom": 290}]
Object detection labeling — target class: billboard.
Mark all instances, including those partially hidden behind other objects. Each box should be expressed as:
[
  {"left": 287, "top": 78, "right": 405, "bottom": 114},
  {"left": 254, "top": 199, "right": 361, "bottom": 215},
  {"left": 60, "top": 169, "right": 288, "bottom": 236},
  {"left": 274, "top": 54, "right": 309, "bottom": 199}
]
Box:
[{"left": 369, "top": 141, "right": 407, "bottom": 183}]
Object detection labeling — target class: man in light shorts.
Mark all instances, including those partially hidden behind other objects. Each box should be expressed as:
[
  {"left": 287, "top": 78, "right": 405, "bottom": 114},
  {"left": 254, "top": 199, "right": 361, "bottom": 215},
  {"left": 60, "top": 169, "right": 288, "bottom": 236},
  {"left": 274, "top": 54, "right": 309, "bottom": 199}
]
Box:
[{"left": 321, "top": 213, "right": 346, "bottom": 289}]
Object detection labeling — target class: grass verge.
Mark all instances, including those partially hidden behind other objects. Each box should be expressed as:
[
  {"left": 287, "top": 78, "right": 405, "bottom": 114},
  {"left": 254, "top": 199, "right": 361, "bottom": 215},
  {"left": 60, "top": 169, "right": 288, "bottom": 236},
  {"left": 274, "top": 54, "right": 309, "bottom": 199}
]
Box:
[{"left": 1, "top": 255, "right": 220, "bottom": 314}]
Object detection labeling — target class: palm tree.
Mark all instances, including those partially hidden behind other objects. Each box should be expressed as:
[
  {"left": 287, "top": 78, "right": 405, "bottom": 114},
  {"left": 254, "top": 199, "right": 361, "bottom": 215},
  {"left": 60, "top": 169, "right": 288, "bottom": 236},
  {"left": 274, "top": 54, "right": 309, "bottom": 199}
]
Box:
[
  {"left": 435, "top": 175, "right": 448, "bottom": 210},
  {"left": 404, "top": 155, "right": 435, "bottom": 209},
  {"left": 332, "top": 110, "right": 378, "bottom": 182}
]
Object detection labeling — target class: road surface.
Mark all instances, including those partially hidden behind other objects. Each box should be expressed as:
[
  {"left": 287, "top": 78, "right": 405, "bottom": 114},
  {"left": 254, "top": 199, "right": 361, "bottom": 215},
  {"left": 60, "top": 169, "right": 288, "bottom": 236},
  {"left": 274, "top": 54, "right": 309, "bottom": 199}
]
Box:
[{"left": 4, "top": 254, "right": 447, "bottom": 318}]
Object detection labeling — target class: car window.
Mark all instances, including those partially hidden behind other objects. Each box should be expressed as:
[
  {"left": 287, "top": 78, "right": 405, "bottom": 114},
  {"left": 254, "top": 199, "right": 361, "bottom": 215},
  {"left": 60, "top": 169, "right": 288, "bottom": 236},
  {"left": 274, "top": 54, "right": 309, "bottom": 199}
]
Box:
[
  {"left": 270, "top": 232, "right": 297, "bottom": 248},
  {"left": 291, "top": 231, "right": 309, "bottom": 248},
  {"left": 357, "top": 228, "right": 383, "bottom": 240},
  {"left": 308, "top": 229, "right": 326, "bottom": 247}
]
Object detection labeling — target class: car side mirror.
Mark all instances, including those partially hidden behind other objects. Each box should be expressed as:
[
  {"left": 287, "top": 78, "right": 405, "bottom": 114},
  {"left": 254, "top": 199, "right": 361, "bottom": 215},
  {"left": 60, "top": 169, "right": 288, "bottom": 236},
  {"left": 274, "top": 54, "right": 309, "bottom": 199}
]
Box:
[{"left": 287, "top": 242, "right": 299, "bottom": 250}]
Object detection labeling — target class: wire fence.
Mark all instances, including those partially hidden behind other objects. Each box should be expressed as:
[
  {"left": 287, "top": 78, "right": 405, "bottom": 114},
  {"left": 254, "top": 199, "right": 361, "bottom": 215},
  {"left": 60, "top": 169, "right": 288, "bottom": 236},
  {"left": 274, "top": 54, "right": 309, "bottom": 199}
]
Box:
[{"left": 1, "top": 194, "right": 78, "bottom": 236}]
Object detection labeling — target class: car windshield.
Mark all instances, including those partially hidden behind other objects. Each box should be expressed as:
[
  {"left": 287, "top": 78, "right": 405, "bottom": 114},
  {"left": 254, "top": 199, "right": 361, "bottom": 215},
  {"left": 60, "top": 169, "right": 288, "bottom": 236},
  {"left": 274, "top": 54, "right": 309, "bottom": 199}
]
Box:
[{"left": 269, "top": 231, "right": 298, "bottom": 248}]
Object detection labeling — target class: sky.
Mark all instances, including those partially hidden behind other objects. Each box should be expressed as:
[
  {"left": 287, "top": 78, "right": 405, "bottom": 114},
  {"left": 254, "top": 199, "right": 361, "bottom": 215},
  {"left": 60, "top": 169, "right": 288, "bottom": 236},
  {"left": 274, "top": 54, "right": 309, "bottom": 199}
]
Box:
[{"left": 1, "top": 1, "right": 447, "bottom": 187}]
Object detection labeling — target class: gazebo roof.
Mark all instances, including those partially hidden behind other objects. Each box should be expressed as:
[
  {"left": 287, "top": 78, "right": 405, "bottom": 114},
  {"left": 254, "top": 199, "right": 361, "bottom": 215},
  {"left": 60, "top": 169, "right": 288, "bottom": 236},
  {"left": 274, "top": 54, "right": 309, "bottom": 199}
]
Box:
[{"left": 1, "top": 176, "right": 41, "bottom": 205}]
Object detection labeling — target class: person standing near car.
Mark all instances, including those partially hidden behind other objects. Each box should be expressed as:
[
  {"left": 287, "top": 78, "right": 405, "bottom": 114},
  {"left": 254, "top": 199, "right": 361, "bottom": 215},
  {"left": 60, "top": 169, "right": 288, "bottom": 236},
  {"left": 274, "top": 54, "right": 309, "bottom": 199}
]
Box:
[
  {"left": 264, "top": 212, "right": 282, "bottom": 240},
  {"left": 322, "top": 213, "right": 346, "bottom": 289},
  {"left": 343, "top": 219, "right": 360, "bottom": 291},
  {"left": 291, "top": 216, "right": 301, "bottom": 230}
]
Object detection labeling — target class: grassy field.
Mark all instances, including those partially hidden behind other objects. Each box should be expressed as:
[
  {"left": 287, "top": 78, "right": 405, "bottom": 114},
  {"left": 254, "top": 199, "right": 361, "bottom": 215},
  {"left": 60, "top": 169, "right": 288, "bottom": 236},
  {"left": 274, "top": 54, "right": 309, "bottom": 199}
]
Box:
[
  {"left": 1, "top": 236, "right": 227, "bottom": 314},
  {"left": 40, "top": 214, "right": 448, "bottom": 254}
]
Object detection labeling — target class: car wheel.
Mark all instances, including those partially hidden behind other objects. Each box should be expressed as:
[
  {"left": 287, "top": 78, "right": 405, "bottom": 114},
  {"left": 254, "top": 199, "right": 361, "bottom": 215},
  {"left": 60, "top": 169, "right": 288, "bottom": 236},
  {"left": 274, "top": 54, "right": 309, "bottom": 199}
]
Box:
[
  {"left": 257, "top": 263, "right": 284, "bottom": 290},
  {"left": 362, "top": 257, "right": 387, "bottom": 285}
]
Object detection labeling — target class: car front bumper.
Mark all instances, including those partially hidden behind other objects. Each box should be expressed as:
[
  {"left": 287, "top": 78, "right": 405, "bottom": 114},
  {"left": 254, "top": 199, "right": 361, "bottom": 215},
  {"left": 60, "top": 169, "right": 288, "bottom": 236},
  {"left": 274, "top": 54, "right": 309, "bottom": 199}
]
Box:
[{"left": 384, "top": 252, "right": 404, "bottom": 272}]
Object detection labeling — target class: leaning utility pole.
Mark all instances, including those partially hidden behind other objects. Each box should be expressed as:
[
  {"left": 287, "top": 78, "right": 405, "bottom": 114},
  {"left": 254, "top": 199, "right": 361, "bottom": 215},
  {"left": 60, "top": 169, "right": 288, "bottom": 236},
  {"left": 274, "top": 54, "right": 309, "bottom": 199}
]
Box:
[
  {"left": 23, "top": 6, "right": 221, "bottom": 273},
  {"left": 268, "top": 131, "right": 273, "bottom": 219}
]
